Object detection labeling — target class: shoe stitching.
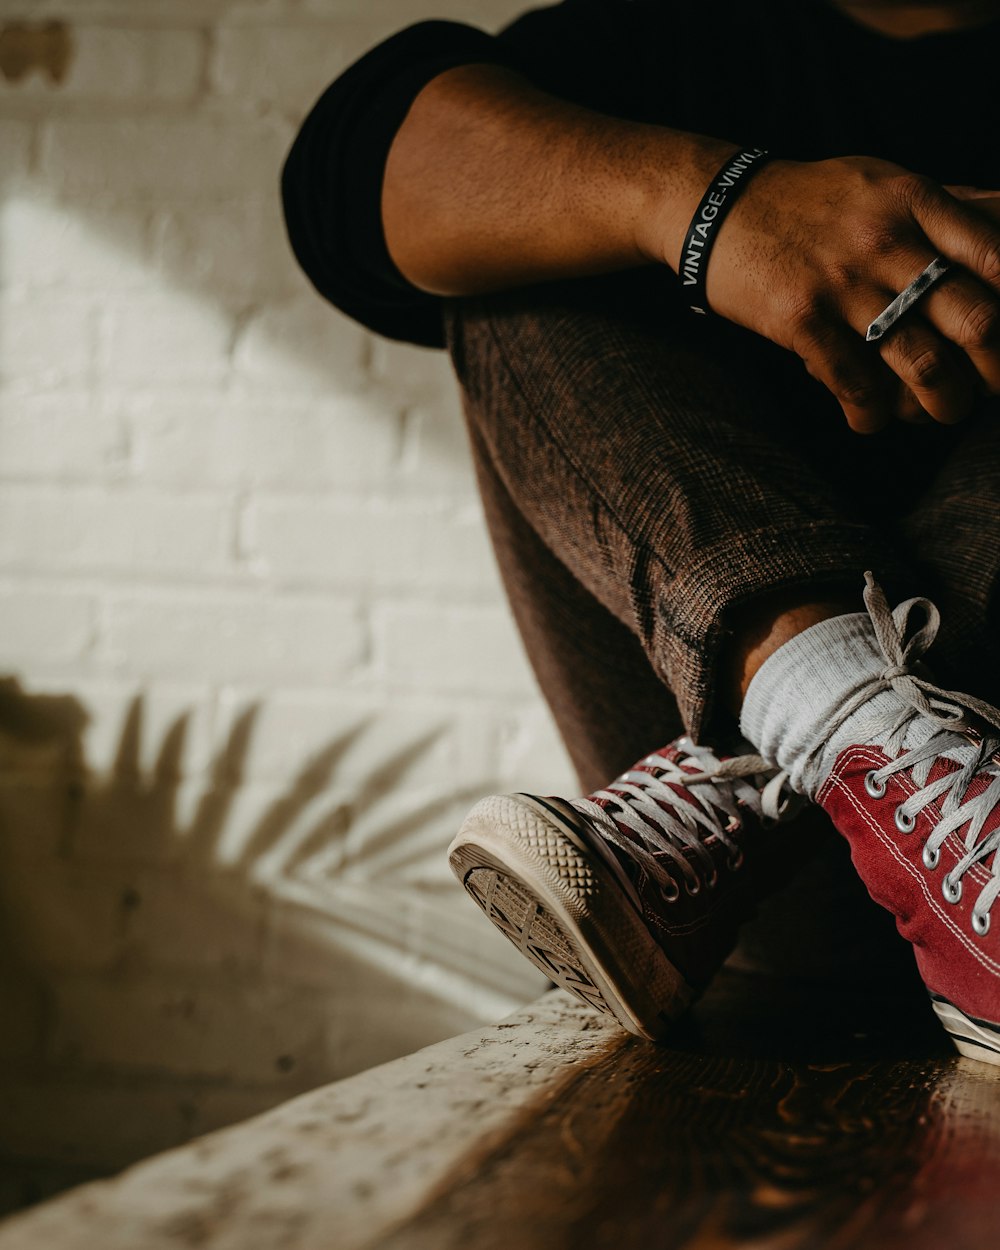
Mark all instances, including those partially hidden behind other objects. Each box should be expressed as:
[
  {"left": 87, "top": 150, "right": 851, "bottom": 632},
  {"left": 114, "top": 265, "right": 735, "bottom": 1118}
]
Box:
[
  {"left": 606, "top": 857, "right": 741, "bottom": 938},
  {"left": 824, "top": 750, "right": 1000, "bottom": 978},
  {"left": 838, "top": 744, "right": 994, "bottom": 888},
  {"left": 829, "top": 766, "right": 1000, "bottom": 976},
  {"left": 643, "top": 897, "right": 734, "bottom": 938}
]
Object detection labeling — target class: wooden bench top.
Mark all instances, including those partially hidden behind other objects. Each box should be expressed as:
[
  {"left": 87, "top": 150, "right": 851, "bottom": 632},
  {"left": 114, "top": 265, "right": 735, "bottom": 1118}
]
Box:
[{"left": 2, "top": 969, "right": 999, "bottom": 1250}]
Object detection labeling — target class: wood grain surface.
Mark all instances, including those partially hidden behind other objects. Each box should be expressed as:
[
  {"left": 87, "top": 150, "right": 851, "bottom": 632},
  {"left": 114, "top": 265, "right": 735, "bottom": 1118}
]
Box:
[{"left": 378, "top": 969, "right": 1000, "bottom": 1249}]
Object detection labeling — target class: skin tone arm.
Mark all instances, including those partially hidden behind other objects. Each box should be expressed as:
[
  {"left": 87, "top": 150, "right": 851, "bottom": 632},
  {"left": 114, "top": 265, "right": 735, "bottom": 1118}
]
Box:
[
  {"left": 381, "top": 65, "right": 738, "bottom": 299},
  {"left": 381, "top": 1, "right": 1000, "bottom": 701},
  {"left": 382, "top": 60, "right": 1000, "bottom": 436}
]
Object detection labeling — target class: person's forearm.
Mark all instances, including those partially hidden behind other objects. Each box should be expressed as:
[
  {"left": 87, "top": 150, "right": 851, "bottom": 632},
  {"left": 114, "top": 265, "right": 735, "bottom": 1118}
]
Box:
[
  {"left": 381, "top": 62, "right": 1000, "bottom": 439},
  {"left": 381, "top": 63, "right": 740, "bottom": 296}
]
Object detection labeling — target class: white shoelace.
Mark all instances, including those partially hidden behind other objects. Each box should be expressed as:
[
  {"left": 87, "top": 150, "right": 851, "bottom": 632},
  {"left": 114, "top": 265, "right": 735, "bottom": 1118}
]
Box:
[
  {"left": 571, "top": 738, "right": 792, "bottom": 901},
  {"left": 810, "top": 573, "right": 1000, "bottom": 936},
  {"left": 720, "top": 575, "right": 1000, "bottom": 933}
]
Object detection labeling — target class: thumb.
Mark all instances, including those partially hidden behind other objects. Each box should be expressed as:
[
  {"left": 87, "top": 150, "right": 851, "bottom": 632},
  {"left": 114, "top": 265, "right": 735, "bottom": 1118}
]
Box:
[{"left": 945, "top": 184, "right": 1000, "bottom": 200}]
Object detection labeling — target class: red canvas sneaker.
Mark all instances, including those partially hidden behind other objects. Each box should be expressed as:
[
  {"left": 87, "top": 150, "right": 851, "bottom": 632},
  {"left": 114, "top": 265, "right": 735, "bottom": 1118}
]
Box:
[
  {"left": 817, "top": 577, "right": 1000, "bottom": 1066},
  {"left": 448, "top": 738, "right": 796, "bottom": 1039}
]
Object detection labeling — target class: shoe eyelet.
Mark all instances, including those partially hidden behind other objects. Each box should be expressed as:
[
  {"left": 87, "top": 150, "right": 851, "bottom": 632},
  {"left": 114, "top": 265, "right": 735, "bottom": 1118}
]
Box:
[
  {"left": 705, "top": 868, "right": 718, "bottom": 890},
  {"left": 726, "top": 848, "right": 745, "bottom": 872},
  {"left": 942, "top": 875, "right": 962, "bottom": 905},
  {"left": 684, "top": 876, "right": 701, "bottom": 897},
  {"left": 864, "top": 770, "right": 887, "bottom": 799},
  {"left": 972, "top": 910, "right": 991, "bottom": 937},
  {"left": 922, "top": 844, "right": 940, "bottom": 871},
  {"left": 894, "top": 806, "right": 916, "bottom": 834}
]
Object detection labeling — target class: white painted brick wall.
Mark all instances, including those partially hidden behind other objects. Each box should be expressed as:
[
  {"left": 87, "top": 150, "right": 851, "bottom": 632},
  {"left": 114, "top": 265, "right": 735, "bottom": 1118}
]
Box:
[
  {"left": 375, "top": 601, "right": 541, "bottom": 696},
  {"left": 40, "top": 117, "right": 290, "bottom": 200},
  {"left": 0, "top": 485, "right": 233, "bottom": 577},
  {"left": 98, "top": 291, "right": 238, "bottom": 386},
  {"left": 125, "top": 393, "right": 401, "bottom": 491},
  {"left": 1, "top": 587, "right": 95, "bottom": 664},
  {"left": 102, "top": 591, "right": 368, "bottom": 682},
  {"left": 0, "top": 392, "right": 126, "bottom": 478},
  {"left": 0, "top": 198, "right": 151, "bottom": 289},
  {"left": 5, "top": 27, "right": 205, "bottom": 106},
  {"left": 0, "top": 118, "right": 31, "bottom": 186},
  {"left": 0, "top": 291, "right": 97, "bottom": 385},
  {"left": 0, "top": 0, "right": 573, "bottom": 1193},
  {"left": 245, "top": 496, "right": 497, "bottom": 590}
]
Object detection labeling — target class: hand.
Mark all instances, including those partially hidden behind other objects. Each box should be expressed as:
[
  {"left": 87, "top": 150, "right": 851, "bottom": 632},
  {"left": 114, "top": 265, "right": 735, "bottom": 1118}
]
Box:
[{"left": 703, "top": 157, "right": 1000, "bottom": 433}]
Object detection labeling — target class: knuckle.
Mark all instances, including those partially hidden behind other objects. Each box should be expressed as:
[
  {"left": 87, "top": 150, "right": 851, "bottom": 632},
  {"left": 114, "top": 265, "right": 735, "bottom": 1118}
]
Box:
[
  {"left": 956, "top": 299, "right": 1000, "bottom": 350},
  {"left": 905, "top": 345, "right": 950, "bottom": 391},
  {"left": 786, "top": 290, "right": 824, "bottom": 327},
  {"left": 786, "top": 295, "right": 828, "bottom": 346},
  {"left": 855, "top": 220, "right": 904, "bottom": 259},
  {"left": 835, "top": 379, "right": 884, "bottom": 410},
  {"left": 828, "top": 366, "right": 884, "bottom": 409},
  {"left": 973, "top": 240, "right": 1000, "bottom": 288},
  {"left": 825, "top": 258, "right": 863, "bottom": 290},
  {"left": 889, "top": 172, "right": 937, "bottom": 215}
]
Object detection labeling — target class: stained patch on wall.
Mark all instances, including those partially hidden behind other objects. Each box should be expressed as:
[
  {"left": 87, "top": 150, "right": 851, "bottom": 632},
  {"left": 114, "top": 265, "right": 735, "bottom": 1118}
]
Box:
[{"left": 0, "top": 20, "right": 74, "bottom": 85}]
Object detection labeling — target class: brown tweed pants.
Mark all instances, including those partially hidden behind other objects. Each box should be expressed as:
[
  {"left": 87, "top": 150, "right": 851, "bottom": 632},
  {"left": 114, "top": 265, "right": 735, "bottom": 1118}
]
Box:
[{"left": 445, "top": 273, "right": 1000, "bottom": 795}]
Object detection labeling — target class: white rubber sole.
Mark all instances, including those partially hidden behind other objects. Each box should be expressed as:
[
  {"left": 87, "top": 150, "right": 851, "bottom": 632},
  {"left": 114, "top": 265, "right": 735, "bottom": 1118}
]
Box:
[
  {"left": 931, "top": 995, "right": 1000, "bottom": 1066},
  {"left": 448, "top": 793, "right": 694, "bottom": 1040}
]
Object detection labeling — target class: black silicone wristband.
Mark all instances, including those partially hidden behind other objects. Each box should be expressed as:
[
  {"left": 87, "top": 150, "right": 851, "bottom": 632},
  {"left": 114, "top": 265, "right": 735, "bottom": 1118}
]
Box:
[{"left": 680, "top": 147, "right": 772, "bottom": 316}]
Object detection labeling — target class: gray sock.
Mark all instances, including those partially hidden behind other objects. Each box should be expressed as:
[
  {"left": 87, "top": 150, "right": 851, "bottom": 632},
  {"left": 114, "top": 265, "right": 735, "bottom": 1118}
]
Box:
[{"left": 738, "top": 612, "right": 937, "bottom": 799}]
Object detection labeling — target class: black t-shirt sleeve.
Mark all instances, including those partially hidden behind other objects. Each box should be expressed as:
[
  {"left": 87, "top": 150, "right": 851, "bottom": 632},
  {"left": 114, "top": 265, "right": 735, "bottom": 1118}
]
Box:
[{"left": 280, "top": 4, "right": 647, "bottom": 349}]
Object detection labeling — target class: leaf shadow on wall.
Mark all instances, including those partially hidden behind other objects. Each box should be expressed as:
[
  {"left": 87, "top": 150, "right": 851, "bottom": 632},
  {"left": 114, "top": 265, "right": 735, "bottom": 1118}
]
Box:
[{"left": 0, "top": 677, "right": 527, "bottom": 1187}]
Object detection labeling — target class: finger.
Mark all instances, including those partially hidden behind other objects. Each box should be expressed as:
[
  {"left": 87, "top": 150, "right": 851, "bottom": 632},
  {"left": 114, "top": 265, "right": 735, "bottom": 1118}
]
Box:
[
  {"left": 868, "top": 308, "right": 975, "bottom": 425},
  {"left": 969, "top": 200, "right": 1000, "bottom": 228},
  {"left": 909, "top": 178, "right": 1000, "bottom": 295},
  {"left": 921, "top": 268, "right": 1000, "bottom": 396},
  {"left": 945, "top": 192, "right": 1000, "bottom": 231},
  {"left": 846, "top": 256, "right": 979, "bottom": 425},
  {"left": 794, "top": 312, "right": 895, "bottom": 433},
  {"left": 894, "top": 383, "right": 932, "bottom": 425},
  {"left": 945, "top": 184, "right": 1000, "bottom": 202}
]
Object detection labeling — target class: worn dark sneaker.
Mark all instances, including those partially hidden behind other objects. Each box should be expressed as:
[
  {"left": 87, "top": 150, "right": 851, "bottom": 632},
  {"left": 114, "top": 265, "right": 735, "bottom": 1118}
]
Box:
[
  {"left": 448, "top": 738, "right": 795, "bottom": 1039},
  {"left": 815, "top": 576, "right": 1000, "bottom": 1066}
]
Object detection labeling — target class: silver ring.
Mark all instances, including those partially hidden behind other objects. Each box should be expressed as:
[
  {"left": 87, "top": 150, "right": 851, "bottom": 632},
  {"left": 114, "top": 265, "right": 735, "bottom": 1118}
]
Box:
[{"left": 865, "top": 256, "right": 953, "bottom": 342}]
